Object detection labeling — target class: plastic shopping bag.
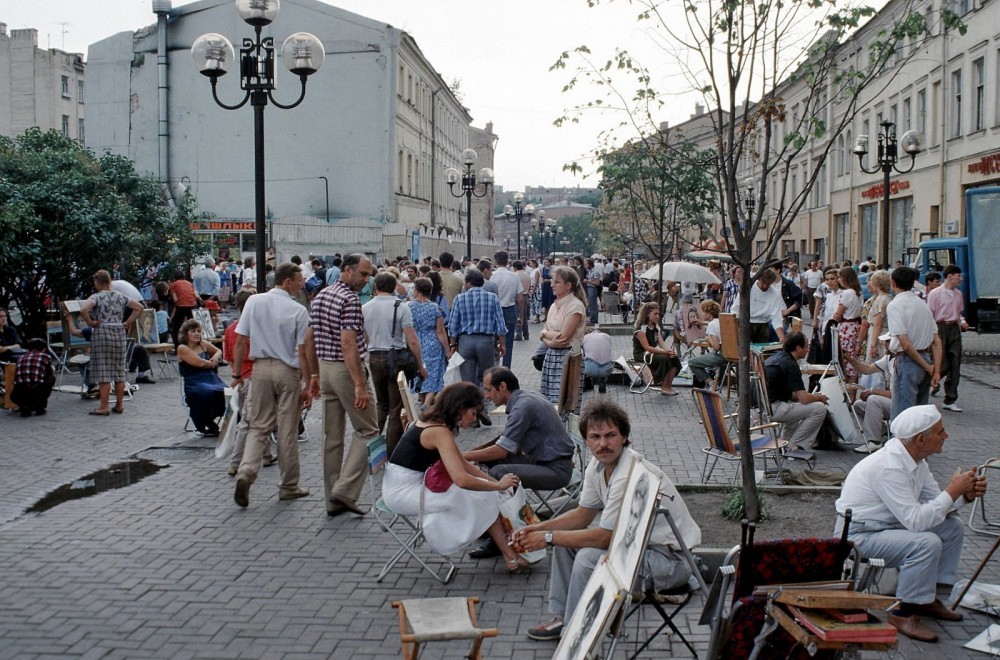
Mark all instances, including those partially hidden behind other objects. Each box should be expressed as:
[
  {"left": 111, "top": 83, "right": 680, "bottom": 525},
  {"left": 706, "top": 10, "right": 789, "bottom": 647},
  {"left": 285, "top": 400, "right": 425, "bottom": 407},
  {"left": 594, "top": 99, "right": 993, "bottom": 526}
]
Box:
[
  {"left": 215, "top": 386, "right": 239, "bottom": 459},
  {"left": 499, "top": 487, "right": 547, "bottom": 564},
  {"left": 443, "top": 352, "right": 465, "bottom": 386}
]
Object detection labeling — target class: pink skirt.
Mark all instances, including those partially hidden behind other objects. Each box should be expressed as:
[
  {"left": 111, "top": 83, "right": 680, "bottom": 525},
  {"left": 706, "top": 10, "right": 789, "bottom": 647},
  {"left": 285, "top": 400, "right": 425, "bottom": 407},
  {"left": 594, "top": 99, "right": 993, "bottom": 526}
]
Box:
[{"left": 838, "top": 319, "right": 861, "bottom": 379}]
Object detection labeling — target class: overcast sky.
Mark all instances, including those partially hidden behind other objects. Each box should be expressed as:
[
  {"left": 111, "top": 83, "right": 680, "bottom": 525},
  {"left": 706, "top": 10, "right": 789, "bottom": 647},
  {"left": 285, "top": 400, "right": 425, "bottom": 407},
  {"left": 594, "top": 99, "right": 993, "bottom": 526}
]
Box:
[{"left": 0, "top": 0, "right": 713, "bottom": 192}]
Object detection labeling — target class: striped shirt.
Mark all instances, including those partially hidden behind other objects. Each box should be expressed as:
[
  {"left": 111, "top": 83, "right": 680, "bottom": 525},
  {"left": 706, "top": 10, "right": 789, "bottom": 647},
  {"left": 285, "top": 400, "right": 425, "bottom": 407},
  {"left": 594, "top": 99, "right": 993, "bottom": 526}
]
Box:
[
  {"left": 310, "top": 280, "right": 366, "bottom": 362},
  {"left": 448, "top": 287, "right": 507, "bottom": 338}
]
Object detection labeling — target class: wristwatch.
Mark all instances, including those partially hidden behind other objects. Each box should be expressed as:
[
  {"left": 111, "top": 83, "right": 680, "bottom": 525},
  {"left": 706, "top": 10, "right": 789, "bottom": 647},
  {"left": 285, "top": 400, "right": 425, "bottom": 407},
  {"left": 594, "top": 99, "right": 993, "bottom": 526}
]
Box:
[{"left": 544, "top": 531, "right": 554, "bottom": 546}]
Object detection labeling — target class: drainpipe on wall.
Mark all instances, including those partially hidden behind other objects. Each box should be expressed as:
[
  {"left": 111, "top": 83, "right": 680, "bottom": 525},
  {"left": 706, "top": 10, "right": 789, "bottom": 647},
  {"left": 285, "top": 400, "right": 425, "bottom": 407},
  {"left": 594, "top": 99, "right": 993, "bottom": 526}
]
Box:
[
  {"left": 430, "top": 87, "right": 441, "bottom": 227},
  {"left": 939, "top": 19, "right": 948, "bottom": 232},
  {"left": 153, "top": 0, "right": 173, "bottom": 206}
]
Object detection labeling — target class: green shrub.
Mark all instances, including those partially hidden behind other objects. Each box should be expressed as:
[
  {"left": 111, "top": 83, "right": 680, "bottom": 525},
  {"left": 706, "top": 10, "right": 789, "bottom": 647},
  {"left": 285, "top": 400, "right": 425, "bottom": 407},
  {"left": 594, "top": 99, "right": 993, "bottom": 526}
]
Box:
[{"left": 720, "top": 487, "right": 769, "bottom": 522}]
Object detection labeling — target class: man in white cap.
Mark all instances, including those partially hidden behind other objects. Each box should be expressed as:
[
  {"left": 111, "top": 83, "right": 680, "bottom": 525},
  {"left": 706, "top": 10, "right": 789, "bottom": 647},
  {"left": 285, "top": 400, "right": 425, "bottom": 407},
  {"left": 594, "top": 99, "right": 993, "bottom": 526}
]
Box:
[{"left": 835, "top": 404, "right": 987, "bottom": 642}]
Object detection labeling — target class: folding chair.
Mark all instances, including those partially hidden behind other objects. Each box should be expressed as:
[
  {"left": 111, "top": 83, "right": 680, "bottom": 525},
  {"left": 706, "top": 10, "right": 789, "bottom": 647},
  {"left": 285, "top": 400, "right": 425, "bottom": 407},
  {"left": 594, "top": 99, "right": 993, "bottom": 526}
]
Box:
[
  {"left": 396, "top": 371, "right": 419, "bottom": 426},
  {"left": 366, "top": 435, "right": 458, "bottom": 584},
  {"left": 717, "top": 313, "right": 740, "bottom": 399},
  {"left": 692, "top": 388, "right": 788, "bottom": 484},
  {"left": 749, "top": 352, "right": 817, "bottom": 470},
  {"left": 601, "top": 290, "right": 625, "bottom": 324},
  {"left": 614, "top": 508, "right": 709, "bottom": 658},
  {"left": 392, "top": 597, "right": 497, "bottom": 660},
  {"left": 702, "top": 514, "right": 861, "bottom": 660},
  {"left": 968, "top": 457, "right": 1000, "bottom": 536},
  {"left": 614, "top": 355, "right": 653, "bottom": 394},
  {"left": 526, "top": 412, "right": 586, "bottom": 518}
]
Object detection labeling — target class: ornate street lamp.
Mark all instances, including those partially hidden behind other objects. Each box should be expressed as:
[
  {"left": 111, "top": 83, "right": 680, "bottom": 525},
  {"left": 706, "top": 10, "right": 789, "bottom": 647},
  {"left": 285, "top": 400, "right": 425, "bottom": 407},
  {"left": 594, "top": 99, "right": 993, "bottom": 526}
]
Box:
[
  {"left": 503, "top": 193, "right": 535, "bottom": 259},
  {"left": 743, "top": 177, "right": 756, "bottom": 217},
  {"left": 446, "top": 149, "right": 494, "bottom": 261},
  {"left": 854, "top": 120, "right": 923, "bottom": 267},
  {"left": 192, "top": 0, "right": 324, "bottom": 287}
]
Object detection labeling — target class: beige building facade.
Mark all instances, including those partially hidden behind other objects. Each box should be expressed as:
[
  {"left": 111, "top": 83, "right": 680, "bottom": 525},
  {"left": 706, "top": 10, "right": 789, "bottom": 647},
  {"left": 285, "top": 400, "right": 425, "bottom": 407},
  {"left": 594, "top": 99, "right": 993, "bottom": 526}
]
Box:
[{"left": 0, "top": 24, "right": 85, "bottom": 143}]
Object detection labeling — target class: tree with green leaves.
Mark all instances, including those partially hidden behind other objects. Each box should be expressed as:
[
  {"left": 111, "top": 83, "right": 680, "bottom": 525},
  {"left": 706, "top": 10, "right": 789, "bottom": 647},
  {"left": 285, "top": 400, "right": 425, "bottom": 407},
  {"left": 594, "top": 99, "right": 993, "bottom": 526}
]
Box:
[
  {"left": 0, "top": 128, "right": 207, "bottom": 337},
  {"left": 553, "top": 0, "right": 964, "bottom": 519},
  {"left": 596, "top": 131, "right": 716, "bottom": 299}
]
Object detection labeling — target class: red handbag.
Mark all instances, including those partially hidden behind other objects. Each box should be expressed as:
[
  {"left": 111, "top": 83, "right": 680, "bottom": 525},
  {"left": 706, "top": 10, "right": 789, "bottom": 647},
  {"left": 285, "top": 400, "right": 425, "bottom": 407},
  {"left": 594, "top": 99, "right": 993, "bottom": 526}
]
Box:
[{"left": 424, "top": 460, "right": 453, "bottom": 493}]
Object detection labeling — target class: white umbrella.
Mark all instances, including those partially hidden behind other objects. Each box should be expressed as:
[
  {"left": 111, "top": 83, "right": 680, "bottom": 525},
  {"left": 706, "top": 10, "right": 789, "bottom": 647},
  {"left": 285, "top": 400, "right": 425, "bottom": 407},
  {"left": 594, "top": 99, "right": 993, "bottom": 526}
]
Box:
[
  {"left": 638, "top": 261, "right": 721, "bottom": 285},
  {"left": 591, "top": 253, "right": 607, "bottom": 261}
]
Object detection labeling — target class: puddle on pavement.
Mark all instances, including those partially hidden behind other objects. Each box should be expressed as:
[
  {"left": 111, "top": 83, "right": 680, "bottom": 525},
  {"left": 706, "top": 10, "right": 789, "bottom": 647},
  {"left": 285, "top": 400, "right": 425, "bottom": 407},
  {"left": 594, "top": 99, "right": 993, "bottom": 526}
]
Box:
[
  {"left": 27, "top": 459, "right": 167, "bottom": 513},
  {"left": 133, "top": 446, "right": 215, "bottom": 462}
]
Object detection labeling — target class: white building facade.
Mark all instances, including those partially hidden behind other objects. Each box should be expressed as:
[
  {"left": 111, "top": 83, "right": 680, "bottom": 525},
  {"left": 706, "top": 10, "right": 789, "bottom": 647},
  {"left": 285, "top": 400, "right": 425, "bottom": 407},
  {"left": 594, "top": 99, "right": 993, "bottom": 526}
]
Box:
[{"left": 86, "top": 0, "right": 496, "bottom": 263}]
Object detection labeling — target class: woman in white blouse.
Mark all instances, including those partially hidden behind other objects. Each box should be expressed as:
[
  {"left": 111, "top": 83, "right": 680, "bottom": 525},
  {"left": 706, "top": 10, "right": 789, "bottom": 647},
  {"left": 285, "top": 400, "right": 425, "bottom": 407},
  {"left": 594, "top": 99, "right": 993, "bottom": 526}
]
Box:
[{"left": 834, "top": 266, "right": 864, "bottom": 383}]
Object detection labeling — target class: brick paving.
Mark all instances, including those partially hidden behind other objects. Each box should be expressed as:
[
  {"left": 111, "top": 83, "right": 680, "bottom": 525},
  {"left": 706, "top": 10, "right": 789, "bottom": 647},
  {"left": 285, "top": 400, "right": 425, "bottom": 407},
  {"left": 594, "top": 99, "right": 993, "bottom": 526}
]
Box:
[{"left": 0, "top": 324, "right": 998, "bottom": 658}]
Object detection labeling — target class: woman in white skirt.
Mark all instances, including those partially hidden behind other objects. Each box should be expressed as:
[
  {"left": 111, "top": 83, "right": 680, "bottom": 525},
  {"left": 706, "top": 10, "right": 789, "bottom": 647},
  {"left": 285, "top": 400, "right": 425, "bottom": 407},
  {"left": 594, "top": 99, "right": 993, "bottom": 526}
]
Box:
[{"left": 383, "top": 382, "right": 531, "bottom": 573}]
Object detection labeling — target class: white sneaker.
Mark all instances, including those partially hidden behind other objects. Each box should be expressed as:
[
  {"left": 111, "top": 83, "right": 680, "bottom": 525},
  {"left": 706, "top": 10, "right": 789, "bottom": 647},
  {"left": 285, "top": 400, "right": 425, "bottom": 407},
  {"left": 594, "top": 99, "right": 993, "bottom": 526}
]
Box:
[
  {"left": 942, "top": 402, "right": 963, "bottom": 412},
  {"left": 854, "top": 442, "right": 882, "bottom": 454}
]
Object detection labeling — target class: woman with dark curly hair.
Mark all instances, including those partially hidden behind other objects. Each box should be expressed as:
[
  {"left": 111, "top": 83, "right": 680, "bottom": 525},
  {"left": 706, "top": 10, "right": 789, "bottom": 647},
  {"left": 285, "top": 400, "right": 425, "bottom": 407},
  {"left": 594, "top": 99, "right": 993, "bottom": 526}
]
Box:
[
  {"left": 383, "top": 382, "right": 531, "bottom": 573},
  {"left": 177, "top": 318, "right": 227, "bottom": 436},
  {"left": 633, "top": 302, "right": 682, "bottom": 396}
]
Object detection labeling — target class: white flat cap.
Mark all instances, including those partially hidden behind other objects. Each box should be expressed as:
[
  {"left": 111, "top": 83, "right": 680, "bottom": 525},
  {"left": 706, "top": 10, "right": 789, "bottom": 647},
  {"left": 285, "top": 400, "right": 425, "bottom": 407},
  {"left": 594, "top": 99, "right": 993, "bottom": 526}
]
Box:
[{"left": 891, "top": 404, "right": 942, "bottom": 439}]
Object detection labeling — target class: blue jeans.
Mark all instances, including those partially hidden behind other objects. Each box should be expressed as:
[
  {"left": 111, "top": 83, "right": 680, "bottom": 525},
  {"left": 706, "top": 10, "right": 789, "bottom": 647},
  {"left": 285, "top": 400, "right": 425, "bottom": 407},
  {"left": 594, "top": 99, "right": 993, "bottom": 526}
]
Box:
[
  {"left": 586, "top": 286, "right": 599, "bottom": 324},
  {"left": 501, "top": 306, "right": 518, "bottom": 368},
  {"left": 891, "top": 352, "right": 930, "bottom": 422}
]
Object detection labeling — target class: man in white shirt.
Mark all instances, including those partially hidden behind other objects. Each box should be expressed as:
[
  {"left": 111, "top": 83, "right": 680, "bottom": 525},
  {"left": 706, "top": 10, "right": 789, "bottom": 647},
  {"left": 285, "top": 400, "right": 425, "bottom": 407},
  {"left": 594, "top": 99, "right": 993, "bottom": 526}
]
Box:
[
  {"left": 231, "top": 263, "right": 312, "bottom": 507},
  {"left": 490, "top": 250, "right": 525, "bottom": 369},
  {"left": 835, "top": 405, "right": 985, "bottom": 642},
  {"left": 803, "top": 261, "right": 823, "bottom": 319},
  {"left": 886, "top": 266, "right": 941, "bottom": 421},
  {"left": 730, "top": 268, "right": 786, "bottom": 343},
  {"left": 517, "top": 400, "right": 701, "bottom": 643}
]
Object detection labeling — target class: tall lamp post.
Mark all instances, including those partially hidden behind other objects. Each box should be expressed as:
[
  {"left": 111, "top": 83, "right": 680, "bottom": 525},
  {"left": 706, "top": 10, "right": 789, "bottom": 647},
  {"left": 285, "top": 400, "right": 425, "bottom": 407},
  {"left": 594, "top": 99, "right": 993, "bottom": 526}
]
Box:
[
  {"left": 503, "top": 193, "right": 535, "bottom": 259},
  {"left": 446, "top": 148, "right": 494, "bottom": 261},
  {"left": 192, "top": 0, "right": 324, "bottom": 287},
  {"left": 853, "top": 120, "right": 923, "bottom": 267},
  {"left": 318, "top": 175, "right": 329, "bottom": 222}
]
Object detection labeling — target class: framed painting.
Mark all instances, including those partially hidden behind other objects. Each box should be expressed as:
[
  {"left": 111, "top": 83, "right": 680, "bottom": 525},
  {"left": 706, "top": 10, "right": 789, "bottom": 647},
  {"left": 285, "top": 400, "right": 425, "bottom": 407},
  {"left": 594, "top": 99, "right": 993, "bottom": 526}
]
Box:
[
  {"left": 607, "top": 456, "right": 662, "bottom": 590},
  {"left": 552, "top": 560, "right": 625, "bottom": 660}
]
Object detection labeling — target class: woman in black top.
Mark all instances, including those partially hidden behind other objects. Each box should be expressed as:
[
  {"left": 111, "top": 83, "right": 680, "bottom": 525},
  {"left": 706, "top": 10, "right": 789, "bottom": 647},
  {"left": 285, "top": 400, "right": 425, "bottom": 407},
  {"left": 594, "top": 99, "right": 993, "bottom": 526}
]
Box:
[
  {"left": 383, "top": 383, "right": 529, "bottom": 573},
  {"left": 633, "top": 302, "right": 682, "bottom": 396}
]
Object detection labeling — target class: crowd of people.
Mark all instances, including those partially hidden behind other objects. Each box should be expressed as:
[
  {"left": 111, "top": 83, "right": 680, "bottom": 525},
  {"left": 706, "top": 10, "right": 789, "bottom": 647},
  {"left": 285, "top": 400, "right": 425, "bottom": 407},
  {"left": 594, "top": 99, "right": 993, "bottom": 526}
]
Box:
[{"left": 0, "top": 245, "right": 986, "bottom": 647}]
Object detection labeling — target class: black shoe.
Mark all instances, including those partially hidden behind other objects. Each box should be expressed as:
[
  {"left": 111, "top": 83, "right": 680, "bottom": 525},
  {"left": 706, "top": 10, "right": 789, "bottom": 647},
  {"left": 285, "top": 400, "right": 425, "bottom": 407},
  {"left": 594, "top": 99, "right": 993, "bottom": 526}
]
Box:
[
  {"left": 598, "top": 383, "right": 607, "bottom": 394},
  {"left": 136, "top": 375, "right": 156, "bottom": 384},
  {"left": 468, "top": 538, "right": 502, "bottom": 559},
  {"left": 476, "top": 411, "right": 492, "bottom": 426}
]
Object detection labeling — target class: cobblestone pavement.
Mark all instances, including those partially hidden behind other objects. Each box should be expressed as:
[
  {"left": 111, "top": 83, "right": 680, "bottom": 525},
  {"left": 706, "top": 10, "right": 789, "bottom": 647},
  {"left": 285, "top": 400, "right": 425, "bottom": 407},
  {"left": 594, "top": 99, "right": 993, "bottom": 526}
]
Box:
[{"left": 0, "top": 326, "right": 998, "bottom": 659}]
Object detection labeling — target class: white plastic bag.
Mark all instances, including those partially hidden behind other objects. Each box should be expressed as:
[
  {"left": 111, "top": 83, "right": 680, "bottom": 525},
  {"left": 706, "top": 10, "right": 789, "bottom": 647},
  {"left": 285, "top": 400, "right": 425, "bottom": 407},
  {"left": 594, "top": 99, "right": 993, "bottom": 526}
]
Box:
[
  {"left": 443, "top": 352, "right": 465, "bottom": 386},
  {"left": 499, "top": 487, "right": 547, "bottom": 564},
  {"left": 215, "top": 386, "right": 239, "bottom": 459}
]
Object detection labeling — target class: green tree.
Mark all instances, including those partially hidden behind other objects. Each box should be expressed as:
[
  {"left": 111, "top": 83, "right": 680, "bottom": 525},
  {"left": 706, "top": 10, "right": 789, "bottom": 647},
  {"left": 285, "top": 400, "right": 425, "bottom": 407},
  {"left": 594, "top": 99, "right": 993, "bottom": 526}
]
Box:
[
  {"left": 553, "top": 0, "right": 962, "bottom": 520},
  {"left": 0, "top": 128, "right": 206, "bottom": 336},
  {"left": 597, "top": 131, "right": 715, "bottom": 298}
]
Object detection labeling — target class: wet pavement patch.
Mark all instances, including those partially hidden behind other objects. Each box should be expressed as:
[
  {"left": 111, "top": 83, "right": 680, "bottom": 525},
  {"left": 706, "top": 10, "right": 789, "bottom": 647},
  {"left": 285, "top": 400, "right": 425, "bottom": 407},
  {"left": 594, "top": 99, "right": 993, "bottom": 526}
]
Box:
[
  {"left": 27, "top": 459, "right": 167, "bottom": 513},
  {"left": 132, "top": 446, "right": 215, "bottom": 462}
]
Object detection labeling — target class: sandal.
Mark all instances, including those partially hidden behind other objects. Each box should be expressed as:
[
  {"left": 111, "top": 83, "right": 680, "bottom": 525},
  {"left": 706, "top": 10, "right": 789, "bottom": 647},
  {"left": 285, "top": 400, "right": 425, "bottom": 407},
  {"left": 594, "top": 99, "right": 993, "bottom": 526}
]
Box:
[
  {"left": 112, "top": 406, "right": 125, "bottom": 414},
  {"left": 505, "top": 557, "right": 533, "bottom": 575},
  {"left": 89, "top": 410, "right": 110, "bottom": 416}
]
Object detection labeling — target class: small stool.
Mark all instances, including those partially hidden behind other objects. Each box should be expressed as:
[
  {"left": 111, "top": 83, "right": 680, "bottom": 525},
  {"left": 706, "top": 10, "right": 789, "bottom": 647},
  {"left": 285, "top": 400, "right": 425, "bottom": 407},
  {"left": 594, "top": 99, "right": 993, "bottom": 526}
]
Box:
[{"left": 392, "top": 597, "right": 497, "bottom": 660}]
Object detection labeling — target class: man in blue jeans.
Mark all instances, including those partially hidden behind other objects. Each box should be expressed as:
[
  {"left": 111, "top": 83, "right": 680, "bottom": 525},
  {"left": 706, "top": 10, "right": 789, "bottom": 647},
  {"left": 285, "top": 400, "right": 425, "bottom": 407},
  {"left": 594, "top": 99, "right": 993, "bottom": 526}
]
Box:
[{"left": 885, "top": 266, "right": 941, "bottom": 421}]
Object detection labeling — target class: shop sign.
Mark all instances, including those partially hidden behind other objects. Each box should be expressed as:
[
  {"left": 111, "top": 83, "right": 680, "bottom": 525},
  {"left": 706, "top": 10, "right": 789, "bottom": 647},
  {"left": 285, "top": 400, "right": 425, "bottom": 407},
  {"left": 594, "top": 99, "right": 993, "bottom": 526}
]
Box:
[
  {"left": 189, "top": 221, "right": 256, "bottom": 231},
  {"left": 860, "top": 179, "right": 910, "bottom": 200},
  {"left": 968, "top": 152, "right": 1000, "bottom": 175}
]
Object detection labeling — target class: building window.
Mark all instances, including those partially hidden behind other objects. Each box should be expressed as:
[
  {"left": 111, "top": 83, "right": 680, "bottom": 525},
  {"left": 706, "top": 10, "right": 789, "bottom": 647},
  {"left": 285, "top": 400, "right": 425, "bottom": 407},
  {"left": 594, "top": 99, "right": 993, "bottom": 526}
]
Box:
[
  {"left": 931, "top": 81, "right": 941, "bottom": 145},
  {"left": 974, "top": 58, "right": 985, "bottom": 131},
  {"left": 890, "top": 198, "right": 914, "bottom": 264},
  {"left": 861, "top": 119, "right": 870, "bottom": 169},
  {"left": 835, "top": 213, "right": 850, "bottom": 263},
  {"left": 77, "top": 118, "right": 85, "bottom": 145},
  {"left": 917, "top": 89, "right": 927, "bottom": 138},
  {"left": 903, "top": 97, "right": 911, "bottom": 131},
  {"left": 61, "top": 115, "right": 70, "bottom": 137},
  {"left": 77, "top": 80, "right": 85, "bottom": 103},
  {"left": 846, "top": 130, "right": 852, "bottom": 175},
  {"left": 836, "top": 135, "right": 845, "bottom": 176},
  {"left": 61, "top": 76, "right": 70, "bottom": 98},
  {"left": 861, "top": 204, "right": 878, "bottom": 263},
  {"left": 951, "top": 69, "right": 962, "bottom": 137},
  {"left": 397, "top": 150, "right": 404, "bottom": 193}
]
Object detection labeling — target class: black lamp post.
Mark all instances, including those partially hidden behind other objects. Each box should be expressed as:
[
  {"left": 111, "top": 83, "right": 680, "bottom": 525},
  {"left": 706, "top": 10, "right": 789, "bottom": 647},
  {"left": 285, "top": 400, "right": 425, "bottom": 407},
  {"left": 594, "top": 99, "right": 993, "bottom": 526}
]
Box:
[
  {"left": 503, "top": 193, "right": 535, "bottom": 259},
  {"left": 743, "top": 177, "right": 756, "bottom": 217},
  {"left": 853, "top": 120, "right": 923, "bottom": 267},
  {"left": 192, "top": 0, "right": 324, "bottom": 288},
  {"left": 318, "top": 175, "right": 329, "bottom": 222},
  {"left": 534, "top": 214, "right": 559, "bottom": 258},
  {"left": 446, "top": 149, "right": 494, "bottom": 261}
]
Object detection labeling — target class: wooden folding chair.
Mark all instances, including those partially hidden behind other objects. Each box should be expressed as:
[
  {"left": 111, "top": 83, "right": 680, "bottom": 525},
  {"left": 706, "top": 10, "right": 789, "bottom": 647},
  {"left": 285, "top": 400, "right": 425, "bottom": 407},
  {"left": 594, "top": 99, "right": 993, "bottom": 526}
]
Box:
[
  {"left": 717, "top": 313, "right": 740, "bottom": 399},
  {"left": 392, "top": 597, "right": 497, "bottom": 660},
  {"left": 691, "top": 388, "right": 788, "bottom": 483}
]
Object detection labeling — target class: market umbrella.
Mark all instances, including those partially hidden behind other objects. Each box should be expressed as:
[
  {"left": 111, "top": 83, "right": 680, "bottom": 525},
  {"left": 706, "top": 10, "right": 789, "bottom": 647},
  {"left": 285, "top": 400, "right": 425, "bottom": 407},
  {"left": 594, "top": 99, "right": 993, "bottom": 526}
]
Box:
[
  {"left": 684, "top": 249, "right": 733, "bottom": 263},
  {"left": 638, "top": 261, "right": 721, "bottom": 285}
]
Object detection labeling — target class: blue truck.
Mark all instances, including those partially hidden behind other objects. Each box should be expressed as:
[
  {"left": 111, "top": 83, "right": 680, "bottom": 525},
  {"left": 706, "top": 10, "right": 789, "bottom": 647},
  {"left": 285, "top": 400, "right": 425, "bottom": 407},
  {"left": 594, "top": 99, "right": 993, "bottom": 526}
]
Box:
[{"left": 914, "top": 186, "right": 1000, "bottom": 332}]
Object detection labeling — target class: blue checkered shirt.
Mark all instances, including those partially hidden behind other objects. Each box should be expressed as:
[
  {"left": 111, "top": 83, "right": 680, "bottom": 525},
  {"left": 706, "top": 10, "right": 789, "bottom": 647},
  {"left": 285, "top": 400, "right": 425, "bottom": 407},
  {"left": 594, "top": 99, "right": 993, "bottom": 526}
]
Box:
[{"left": 448, "top": 287, "right": 507, "bottom": 338}]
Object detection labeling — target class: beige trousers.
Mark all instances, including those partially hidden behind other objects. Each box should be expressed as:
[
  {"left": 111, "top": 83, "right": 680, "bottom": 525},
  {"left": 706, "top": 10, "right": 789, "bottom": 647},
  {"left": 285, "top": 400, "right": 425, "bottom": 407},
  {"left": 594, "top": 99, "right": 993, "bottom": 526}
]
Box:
[
  {"left": 319, "top": 359, "right": 379, "bottom": 508},
  {"left": 238, "top": 358, "right": 302, "bottom": 495}
]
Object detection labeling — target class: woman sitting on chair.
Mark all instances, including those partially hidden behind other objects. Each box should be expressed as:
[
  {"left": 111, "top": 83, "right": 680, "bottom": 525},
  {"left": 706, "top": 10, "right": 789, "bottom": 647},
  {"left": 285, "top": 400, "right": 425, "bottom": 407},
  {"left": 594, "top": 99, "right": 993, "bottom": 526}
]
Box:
[
  {"left": 633, "top": 302, "right": 682, "bottom": 396},
  {"left": 177, "top": 319, "right": 226, "bottom": 436},
  {"left": 383, "top": 382, "right": 530, "bottom": 573}
]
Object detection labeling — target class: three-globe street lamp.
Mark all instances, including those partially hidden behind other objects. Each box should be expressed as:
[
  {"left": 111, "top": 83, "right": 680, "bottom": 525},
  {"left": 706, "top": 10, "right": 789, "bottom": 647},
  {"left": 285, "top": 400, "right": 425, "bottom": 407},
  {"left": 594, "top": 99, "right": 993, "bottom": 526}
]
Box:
[
  {"left": 853, "top": 120, "right": 923, "bottom": 267},
  {"left": 503, "top": 193, "right": 535, "bottom": 259},
  {"left": 446, "top": 149, "right": 494, "bottom": 261},
  {"left": 534, "top": 214, "right": 560, "bottom": 258},
  {"left": 192, "top": 0, "right": 324, "bottom": 288}
]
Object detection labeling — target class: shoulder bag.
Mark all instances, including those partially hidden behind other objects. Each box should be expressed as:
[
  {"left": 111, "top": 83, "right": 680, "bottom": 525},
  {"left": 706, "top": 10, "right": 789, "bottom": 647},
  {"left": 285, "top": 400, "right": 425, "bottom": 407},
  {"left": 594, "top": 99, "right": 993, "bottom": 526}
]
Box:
[{"left": 388, "top": 299, "right": 420, "bottom": 380}]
